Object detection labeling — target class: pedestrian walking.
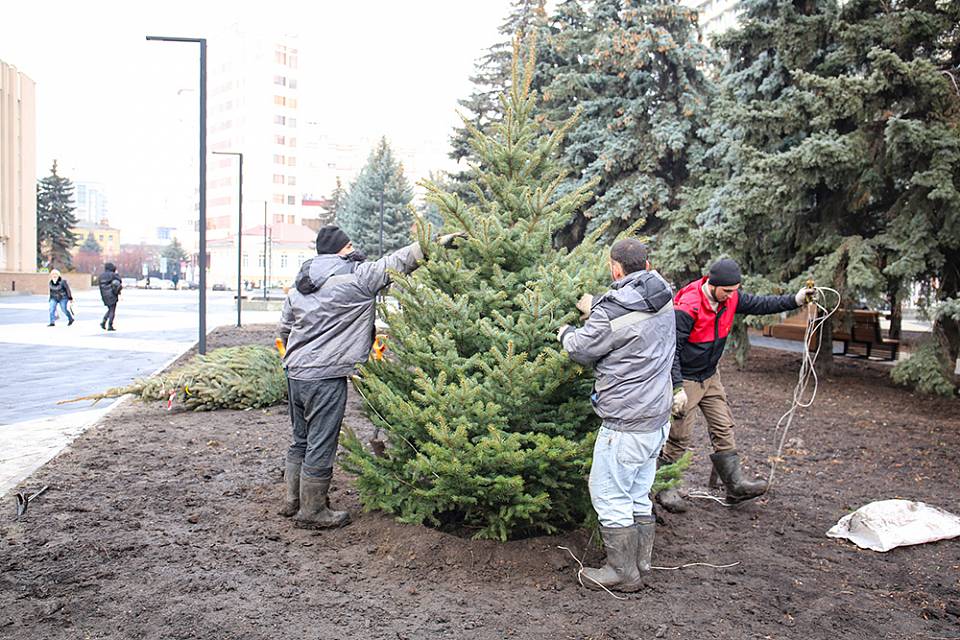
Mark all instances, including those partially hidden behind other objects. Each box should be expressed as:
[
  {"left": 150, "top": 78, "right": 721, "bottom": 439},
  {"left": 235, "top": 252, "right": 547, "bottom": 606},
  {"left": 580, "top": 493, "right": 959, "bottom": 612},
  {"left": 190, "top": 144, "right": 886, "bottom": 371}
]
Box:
[
  {"left": 276, "top": 225, "right": 466, "bottom": 529},
  {"left": 98, "top": 262, "right": 123, "bottom": 331},
  {"left": 557, "top": 239, "right": 676, "bottom": 592},
  {"left": 47, "top": 269, "right": 74, "bottom": 327}
]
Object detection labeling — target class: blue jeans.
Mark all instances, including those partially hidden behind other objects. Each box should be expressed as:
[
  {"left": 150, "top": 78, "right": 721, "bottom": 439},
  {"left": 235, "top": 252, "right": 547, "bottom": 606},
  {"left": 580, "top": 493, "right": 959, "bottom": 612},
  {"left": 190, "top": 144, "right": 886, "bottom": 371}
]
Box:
[
  {"left": 48, "top": 298, "right": 73, "bottom": 325},
  {"left": 589, "top": 423, "right": 670, "bottom": 528}
]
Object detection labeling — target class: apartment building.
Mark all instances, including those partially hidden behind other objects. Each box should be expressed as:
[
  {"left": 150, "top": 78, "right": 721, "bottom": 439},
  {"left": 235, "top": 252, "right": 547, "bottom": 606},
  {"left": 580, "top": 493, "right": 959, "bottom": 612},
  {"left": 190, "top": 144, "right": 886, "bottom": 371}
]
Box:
[{"left": 0, "top": 59, "right": 37, "bottom": 272}]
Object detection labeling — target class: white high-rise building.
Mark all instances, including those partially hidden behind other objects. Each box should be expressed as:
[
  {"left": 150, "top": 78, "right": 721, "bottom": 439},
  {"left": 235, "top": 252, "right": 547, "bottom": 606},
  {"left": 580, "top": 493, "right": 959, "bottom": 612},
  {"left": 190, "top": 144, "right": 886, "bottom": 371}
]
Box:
[
  {"left": 74, "top": 181, "right": 109, "bottom": 224},
  {"left": 204, "top": 26, "right": 302, "bottom": 242},
  {"left": 682, "top": 0, "right": 741, "bottom": 38}
]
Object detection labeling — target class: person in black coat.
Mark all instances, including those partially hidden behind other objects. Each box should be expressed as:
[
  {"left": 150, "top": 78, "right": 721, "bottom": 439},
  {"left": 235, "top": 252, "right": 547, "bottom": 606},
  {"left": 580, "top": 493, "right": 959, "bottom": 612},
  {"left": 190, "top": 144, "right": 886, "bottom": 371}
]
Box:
[
  {"left": 98, "top": 262, "right": 123, "bottom": 331},
  {"left": 48, "top": 269, "right": 74, "bottom": 327}
]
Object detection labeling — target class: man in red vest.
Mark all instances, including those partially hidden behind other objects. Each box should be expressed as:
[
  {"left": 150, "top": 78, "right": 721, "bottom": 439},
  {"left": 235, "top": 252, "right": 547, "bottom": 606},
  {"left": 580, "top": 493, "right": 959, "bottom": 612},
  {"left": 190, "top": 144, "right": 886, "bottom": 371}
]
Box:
[{"left": 656, "top": 258, "right": 813, "bottom": 512}]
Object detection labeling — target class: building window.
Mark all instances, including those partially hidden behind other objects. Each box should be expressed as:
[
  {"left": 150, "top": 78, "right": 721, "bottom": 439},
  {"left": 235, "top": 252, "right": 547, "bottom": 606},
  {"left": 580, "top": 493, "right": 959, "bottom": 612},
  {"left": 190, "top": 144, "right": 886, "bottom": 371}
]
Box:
[
  {"left": 287, "top": 195, "right": 296, "bottom": 205},
  {"left": 280, "top": 254, "right": 288, "bottom": 268},
  {"left": 273, "top": 154, "right": 285, "bottom": 165},
  {"left": 288, "top": 118, "right": 296, "bottom": 128},
  {"left": 273, "top": 115, "right": 285, "bottom": 125},
  {"left": 288, "top": 137, "right": 297, "bottom": 148},
  {"left": 287, "top": 157, "right": 297, "bottom": 167},
  {"left": 274, "top": 51, "right": 286, "bottom": 64},
  {"left": 274, "top": 214, "right": 284, "bottom": 223},
  {"left": 288, "top": 78, "right": 298, "bottom": 89},
  {"left": 273, "top": 174, "right": 285, "bottom": 184},
  {"left": 258, "top": 254, "right": 265, "bottom": 267},
  {"left": 287, "top": 214, "right": 295, "bottom": 224},
  {"left": 243, "top": 253, "right": 249, "bottom": 268},
  {"left": 287, "top": 176, "right": 296, "bottom": 186},
  {"left": 287, "top": 98, "right": 298, "bottom": 109},
  {"left": 273, "top": 75, "right": 286, "bottom": 86},
  {"left": 273, "top": 194, "right": 285, "bottom": 204},
  {"left": 99, "top": 234, "right": 104, "bottom": 241},
  {"left": 289, "top": 55, "right": 298, "bottom": 69},
  {"left": 275, "top": 135, "right": 285, "bottom": 145},
  {"left": 108, "top": 235, "right": 113, "bottom": 242},
  {"left": 273, "top": 95, "right": 286, "bottom": 106}
]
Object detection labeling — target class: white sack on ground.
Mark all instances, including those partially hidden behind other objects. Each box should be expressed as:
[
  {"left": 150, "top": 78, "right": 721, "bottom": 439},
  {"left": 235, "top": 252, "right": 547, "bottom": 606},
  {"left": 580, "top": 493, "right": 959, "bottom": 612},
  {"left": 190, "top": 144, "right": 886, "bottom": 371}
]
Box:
[{"left": 827, "top": 499, "right": 960, "bottom": 552}]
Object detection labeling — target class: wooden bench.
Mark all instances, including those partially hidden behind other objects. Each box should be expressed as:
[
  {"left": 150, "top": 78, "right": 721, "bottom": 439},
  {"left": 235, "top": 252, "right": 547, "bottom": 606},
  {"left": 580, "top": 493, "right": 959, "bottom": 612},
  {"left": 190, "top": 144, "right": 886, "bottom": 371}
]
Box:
[{"left": 762, "top": 309, "right": 899, "bottom": 360}]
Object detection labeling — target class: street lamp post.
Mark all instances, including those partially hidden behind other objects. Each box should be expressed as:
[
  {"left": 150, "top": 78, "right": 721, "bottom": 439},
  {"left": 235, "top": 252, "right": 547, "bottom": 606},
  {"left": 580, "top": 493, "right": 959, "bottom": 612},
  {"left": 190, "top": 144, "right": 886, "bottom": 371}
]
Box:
[
  {"left": 263, "top": 202, "right": 268, "bottom": 300},
  {"left": 212, "top": 151, "right": 243, "bottom": 327},
  {"left": 379, "top": 190, "right": 385, "bottom": 259},
  {"left": 147, "top": 35, "right": 208, "bottom": 354}
]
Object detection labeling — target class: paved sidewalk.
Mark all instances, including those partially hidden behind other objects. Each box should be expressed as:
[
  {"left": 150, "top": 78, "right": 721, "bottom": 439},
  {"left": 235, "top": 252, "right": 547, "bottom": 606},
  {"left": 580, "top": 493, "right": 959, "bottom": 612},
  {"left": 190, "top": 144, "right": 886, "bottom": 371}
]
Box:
[{"left": 0, "top": 288, "right": 279, "bottom": 497}]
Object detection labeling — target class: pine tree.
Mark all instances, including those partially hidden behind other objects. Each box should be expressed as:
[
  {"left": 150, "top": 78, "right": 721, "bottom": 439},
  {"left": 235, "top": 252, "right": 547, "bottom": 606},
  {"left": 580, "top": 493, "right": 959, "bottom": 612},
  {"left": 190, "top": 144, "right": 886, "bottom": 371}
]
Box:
[
  {"left": 342, "top": 40, "right": 680, "bottom": 541},
  {"left": 336, "top": 138, "right": 415, "bottom": 256},
  {"left": 328, "top": 176, "right": 347, "bottom": 224},
  {"left": 447, "top": 0, "right": 560, "bottom": 206},
  {"left": 37, "top": 160, "right": 79, "bottom": 269},
  {"left": 544, "top": 0, "right": 715, "bottom": 248},
  {"left": 660, "top": 0, "right": 960, "bottom": 379},
  {"left": 80, "top": 233, "right": 101, "bottom": 254}
]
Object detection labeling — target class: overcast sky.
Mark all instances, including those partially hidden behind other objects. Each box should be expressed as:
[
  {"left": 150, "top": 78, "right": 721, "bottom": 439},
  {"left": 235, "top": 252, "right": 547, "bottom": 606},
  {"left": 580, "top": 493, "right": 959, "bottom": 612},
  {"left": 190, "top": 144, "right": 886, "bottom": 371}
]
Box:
[{"left": 1, "top": 0, "right": 511, "bottom": 240}]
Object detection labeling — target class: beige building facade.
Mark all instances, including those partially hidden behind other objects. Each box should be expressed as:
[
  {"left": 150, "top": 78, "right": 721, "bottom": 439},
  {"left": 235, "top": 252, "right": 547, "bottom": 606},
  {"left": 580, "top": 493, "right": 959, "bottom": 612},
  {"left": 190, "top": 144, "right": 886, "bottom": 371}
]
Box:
[{"left": 0, "top": 60, "right": 37, "bottom": 273}]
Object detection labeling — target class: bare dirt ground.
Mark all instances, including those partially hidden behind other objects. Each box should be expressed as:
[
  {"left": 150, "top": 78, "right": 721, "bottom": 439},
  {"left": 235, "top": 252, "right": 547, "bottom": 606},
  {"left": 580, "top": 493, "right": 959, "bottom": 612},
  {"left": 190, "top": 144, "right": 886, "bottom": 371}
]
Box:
[{"left": 2, "top": 324, "right": 958, "bottom": 639}]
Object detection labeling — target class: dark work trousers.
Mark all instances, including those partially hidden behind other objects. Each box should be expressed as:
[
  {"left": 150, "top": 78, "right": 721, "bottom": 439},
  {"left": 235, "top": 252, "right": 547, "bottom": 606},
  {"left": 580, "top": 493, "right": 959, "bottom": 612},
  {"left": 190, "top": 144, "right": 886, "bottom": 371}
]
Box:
[
  {"left": 286, "top": 376, "right": 348, "bottom": 478},
  {"left": 102, "top": 304, "right": 117, "bottom": 328}
]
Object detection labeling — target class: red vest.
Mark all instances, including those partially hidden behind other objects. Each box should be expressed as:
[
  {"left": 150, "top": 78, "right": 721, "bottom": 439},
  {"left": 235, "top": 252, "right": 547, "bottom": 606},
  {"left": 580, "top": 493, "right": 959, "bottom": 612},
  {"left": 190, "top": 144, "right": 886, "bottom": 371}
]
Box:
[{"left": 674, "top": 276, "right": 738, "bottom": 344}]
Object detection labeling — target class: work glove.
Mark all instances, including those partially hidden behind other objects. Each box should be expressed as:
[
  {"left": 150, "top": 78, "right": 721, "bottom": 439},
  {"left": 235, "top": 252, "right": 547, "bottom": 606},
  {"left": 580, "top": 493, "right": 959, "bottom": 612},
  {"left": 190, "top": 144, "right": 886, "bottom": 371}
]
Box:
[
  {"left": 556, "top": 325, "right": 571, "bottom": 344},
  {"left": 795, "top": 285, "right": 816, "bottom": 306},
  {"left": 575, "top": 294, "right": 594, "bottom": 321},
  {"left": 671, "top": 387, "right": 688, "bottom": 418},
  {"left": 438, "top": 232, "right": 468, "bottom": 248}
]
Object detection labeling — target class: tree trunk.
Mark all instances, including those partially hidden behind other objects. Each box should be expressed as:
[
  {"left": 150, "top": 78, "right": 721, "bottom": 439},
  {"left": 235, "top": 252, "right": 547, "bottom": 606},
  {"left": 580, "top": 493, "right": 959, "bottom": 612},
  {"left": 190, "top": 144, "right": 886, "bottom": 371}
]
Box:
[
  {"left": 888, "top": 282, "right": 902, "bottom": 340},
  {"left": 938, "top": 249, "right": 960, "bottom": 363}
]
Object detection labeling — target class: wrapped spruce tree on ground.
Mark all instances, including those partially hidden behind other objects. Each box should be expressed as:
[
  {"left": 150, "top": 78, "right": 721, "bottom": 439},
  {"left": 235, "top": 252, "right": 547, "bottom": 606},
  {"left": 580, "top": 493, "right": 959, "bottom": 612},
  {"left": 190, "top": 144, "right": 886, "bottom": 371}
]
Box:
[
  {"left": 341, "top": 40, "right": 688, "bottom": 541},
  {"left": 63, "top": 345, "right": 286, "bottom": 411}
]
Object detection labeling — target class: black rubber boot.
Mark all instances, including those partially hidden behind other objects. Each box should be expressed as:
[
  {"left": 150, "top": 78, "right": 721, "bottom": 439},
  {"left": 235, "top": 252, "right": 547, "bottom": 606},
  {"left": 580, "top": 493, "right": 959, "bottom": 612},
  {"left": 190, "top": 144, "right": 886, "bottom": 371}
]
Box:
[
  {"left": 293, "top": 475, "right": 349, "bottom": 529},
  {"left": 581, "top": 525, "right": 642, "bottom": 593},
  {"left": 654, "top": 456, "right": 688, "bottom": 514},
  {"left": 278, "top": 460, "right": 301, "bottom": 517},
  {"left": 709, "top": 451, "right": 767, "bottom": 504},
  {"left": 634, "top": 515, "right": 656, "bottom": 572}
]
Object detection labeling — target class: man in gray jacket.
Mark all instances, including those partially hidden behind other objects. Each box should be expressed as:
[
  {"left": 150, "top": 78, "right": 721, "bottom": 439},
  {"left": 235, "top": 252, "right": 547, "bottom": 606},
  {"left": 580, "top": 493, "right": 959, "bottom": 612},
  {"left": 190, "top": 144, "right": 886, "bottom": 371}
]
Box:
[
  {"left": 277, "top": 225, "right": 462, "bottom": 529},
  {"left": 557, "top": 239, "right": 676, "bottom": 592}
]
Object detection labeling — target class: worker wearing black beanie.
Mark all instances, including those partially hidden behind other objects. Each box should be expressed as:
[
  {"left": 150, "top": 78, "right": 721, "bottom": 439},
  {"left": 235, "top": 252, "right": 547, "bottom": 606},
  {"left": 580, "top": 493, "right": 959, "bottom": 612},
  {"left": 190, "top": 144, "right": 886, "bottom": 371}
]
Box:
[
  {"left": 655, "top": 259, "right": 814, "bottom": 514},
  {"left": 315, "top": 225, "right": 352, "bottom": 255},
  {"left": 707, "top": 258, "right": 742, "bottom": 287}
]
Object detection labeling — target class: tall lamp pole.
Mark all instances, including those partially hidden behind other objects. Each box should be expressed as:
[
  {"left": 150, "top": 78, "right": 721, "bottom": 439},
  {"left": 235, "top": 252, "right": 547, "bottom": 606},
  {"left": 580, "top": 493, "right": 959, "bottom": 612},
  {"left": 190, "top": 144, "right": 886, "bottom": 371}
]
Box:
[
  {"left": 212, "top": 151, "right": 243, "bottom": 327},
  {"left": 263, "top": 201, "right": 268, "bottom": 301},
  {"left": 147, "top": 35, "right": 208, "bottom": 354},
  {"left": 379, "top": 190, "right": 385, "bottom": 259}
]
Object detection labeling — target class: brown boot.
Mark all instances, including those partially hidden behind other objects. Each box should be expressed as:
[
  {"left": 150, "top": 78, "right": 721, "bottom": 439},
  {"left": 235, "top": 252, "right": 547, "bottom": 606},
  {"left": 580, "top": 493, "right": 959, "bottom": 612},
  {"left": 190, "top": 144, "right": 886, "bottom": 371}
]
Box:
[
  {"left": 278, "top": 460, "right": 300, "bottom": 517},
  {"left": 710, "top": 451, "right": 767, "bottom": 504},
  {"left": 581, "top": 525, "right": 643, "bottom": 593},
  {"left": 293, "top": 475, "right": 350, "bottom": 530}
]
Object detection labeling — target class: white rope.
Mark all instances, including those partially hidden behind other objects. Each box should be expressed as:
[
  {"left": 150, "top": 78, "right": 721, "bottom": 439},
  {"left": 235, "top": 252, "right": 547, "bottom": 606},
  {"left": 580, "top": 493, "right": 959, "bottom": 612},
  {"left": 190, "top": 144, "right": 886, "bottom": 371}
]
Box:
[
  {"left": 766, "top": 286, "right": 841, "bottom": 486},
  {"left": 556, "top": 545, "right": 740, "bottom": 596},
  {"left": 686, "top": 286, "right": 841, "bottom": 504}
]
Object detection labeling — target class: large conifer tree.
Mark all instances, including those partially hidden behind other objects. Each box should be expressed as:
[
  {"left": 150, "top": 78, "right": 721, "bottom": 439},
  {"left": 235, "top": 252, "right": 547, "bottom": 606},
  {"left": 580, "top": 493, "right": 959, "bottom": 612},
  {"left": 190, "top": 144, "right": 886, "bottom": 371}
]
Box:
[
  {"left": 337, "top": 138, "right": 415, "bottom": 256},
  {"left": 342, "top": 42, "right": 671, "bottom": 540},
  {"left": 36, "top": 160, "right": 79, "bottom": 269}
]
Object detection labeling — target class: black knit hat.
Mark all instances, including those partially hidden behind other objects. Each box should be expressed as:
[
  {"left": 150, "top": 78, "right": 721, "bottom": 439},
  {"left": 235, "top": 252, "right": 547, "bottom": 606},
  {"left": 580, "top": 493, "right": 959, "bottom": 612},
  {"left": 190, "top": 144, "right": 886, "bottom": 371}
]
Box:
[
  {"left": 315, "top": 225, "right": 351, "bottom": 255},
  {"left": 104, "top": 262, "right": 117, "bottom": 272},
  {"left": 708, "top": 258, "right": 742, "bottom": 286}
]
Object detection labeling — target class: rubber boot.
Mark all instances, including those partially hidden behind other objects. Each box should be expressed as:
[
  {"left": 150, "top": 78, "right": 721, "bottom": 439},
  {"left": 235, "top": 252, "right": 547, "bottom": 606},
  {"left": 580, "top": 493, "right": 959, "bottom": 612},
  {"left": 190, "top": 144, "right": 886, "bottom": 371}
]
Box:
[
  {"left": 581, "top": 525, "right": 642, "bottom": 593},
  {"left": 634, "top": 514, "right": 656, "bottom": 572},
  {"left": 293, "top": 475, "right": 350, "bottom": 529},
  {"left": 654, "top": 456, "right": 687, "bottom": 514},
  {"left": 278, "top": 460, "right": 301, "bottom": 517},
  {"left": 710, "top": 451, "right": 767, "bottom": 504}
]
